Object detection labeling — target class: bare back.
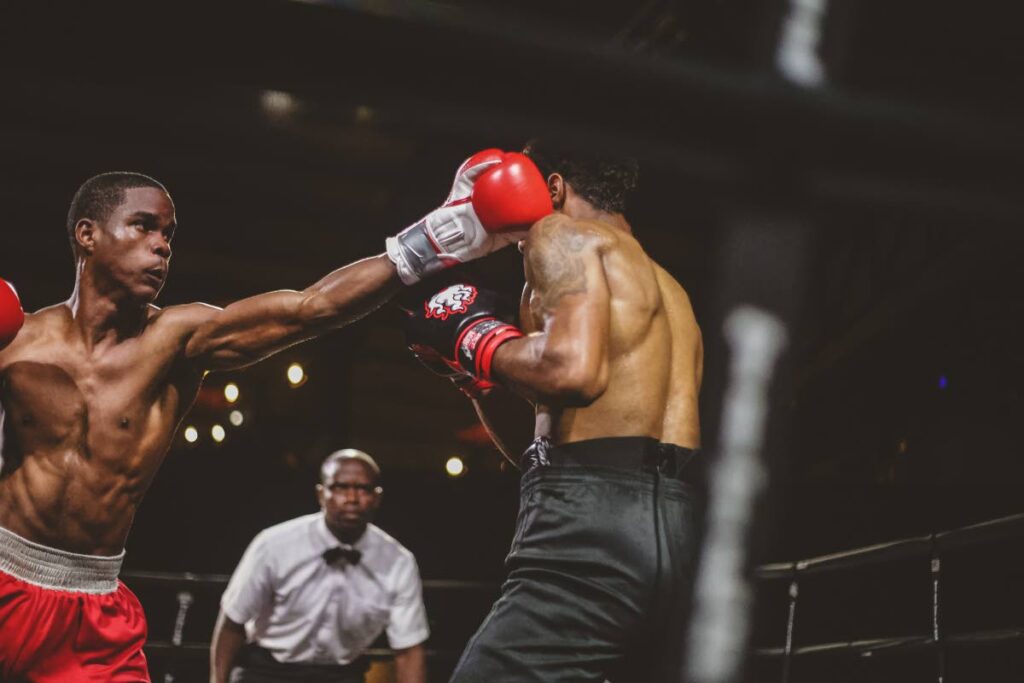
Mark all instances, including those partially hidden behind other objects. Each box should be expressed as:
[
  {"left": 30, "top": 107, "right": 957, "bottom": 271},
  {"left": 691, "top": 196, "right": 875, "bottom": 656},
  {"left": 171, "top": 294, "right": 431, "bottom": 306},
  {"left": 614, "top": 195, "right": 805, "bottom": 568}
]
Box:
[
  {"left": 0, "top": 305, "right": 203, "bottom": 555},
  {"left": 522, "top": 221, "right": 702, "bottom": 448}
]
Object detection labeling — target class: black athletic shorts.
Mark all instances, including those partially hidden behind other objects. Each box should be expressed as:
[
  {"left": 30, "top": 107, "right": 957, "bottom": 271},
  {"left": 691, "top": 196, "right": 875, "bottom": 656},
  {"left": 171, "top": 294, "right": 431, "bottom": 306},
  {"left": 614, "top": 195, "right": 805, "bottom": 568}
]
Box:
[{"left": 450, "top": 436, "right": 702, "bottom": 683}]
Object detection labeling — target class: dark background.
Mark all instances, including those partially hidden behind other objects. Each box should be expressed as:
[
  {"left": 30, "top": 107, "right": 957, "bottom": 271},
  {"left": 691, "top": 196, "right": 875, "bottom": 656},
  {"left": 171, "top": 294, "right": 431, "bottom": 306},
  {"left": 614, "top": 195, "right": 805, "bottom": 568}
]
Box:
[{"left": 1, "top": 0, "right": 1023, "bottom": 680}]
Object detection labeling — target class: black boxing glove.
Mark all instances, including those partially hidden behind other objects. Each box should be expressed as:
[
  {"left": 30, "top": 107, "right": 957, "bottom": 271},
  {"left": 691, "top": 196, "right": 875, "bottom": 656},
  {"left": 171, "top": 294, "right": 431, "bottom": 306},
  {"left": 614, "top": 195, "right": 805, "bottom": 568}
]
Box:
[{"left": 404, "top": 283, "right": 523, "bottom": 382}]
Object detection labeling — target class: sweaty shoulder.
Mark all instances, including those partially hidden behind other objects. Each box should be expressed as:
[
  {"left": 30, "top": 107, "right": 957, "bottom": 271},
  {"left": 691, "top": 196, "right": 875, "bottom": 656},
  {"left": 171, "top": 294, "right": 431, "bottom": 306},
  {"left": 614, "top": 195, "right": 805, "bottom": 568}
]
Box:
[
  {"left": 19, "top": 304, "right": 66, "bottom": 334},
  {"left": 130, "top": 303, "right": 225, "bottom": 371},
  {"left": 526, "top": 213, "right": 616, "bottom": 254},
  {"left": 0, "top": 304, "right": 68, "bottom": 360},
  {"left": 147, "top": 302, "right": 221, "bottom": 337},
  {"left": 523, "top": 215, "right": 614, "bottom": 311}
]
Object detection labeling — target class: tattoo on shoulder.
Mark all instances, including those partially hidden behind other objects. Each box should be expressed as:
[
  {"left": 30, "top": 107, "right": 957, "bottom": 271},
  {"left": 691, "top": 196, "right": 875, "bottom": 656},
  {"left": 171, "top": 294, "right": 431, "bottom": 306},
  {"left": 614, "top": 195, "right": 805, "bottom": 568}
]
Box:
[{"left": 530, "top": 226, "right": 590, "bottom": 308}]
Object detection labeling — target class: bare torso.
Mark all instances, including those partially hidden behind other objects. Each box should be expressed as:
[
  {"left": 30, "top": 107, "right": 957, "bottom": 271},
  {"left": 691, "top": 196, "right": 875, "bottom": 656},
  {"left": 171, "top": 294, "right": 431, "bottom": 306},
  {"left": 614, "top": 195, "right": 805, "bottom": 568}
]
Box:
[
  {"left": 0, "top": 304, "right": 202, "bottom": 555},
  {"left": 521, "top": 221, "right": 703, "bottom": 449}
]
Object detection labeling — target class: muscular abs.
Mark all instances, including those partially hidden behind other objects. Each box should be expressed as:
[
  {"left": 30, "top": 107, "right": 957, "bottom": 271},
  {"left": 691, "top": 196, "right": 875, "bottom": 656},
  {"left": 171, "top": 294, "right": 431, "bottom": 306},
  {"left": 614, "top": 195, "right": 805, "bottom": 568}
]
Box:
[{"left": 0, "top": 307, "right": 199, "bottom": 555}]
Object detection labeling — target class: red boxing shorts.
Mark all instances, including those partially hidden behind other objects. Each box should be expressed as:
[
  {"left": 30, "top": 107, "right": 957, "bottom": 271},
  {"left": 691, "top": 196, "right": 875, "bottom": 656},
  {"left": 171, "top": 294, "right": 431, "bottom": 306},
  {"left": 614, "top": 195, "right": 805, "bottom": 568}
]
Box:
[{"left": 0, "top": 524, "right": 149, "bottom": 682}]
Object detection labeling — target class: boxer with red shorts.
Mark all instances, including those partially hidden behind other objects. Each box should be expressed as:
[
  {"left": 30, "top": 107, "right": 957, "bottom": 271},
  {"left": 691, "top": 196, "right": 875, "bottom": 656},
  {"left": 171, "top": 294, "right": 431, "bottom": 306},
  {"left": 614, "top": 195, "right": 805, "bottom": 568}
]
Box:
[
  {"left": 0, "top": 156, "right": 546, "bottom": 680},
  {"left": 0, "top": 526, "right": 146, "bottom": 681}
]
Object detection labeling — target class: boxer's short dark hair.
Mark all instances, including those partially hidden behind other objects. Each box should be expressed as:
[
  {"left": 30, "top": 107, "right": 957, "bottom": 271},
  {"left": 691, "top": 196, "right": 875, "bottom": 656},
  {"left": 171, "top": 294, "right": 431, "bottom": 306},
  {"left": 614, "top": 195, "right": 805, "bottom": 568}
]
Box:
[
  {"left": 523, "top": 140, "right": 638, "bottom": 214},
  {"left": 67, "top": 172, "right": 168, "bottom": 254}
]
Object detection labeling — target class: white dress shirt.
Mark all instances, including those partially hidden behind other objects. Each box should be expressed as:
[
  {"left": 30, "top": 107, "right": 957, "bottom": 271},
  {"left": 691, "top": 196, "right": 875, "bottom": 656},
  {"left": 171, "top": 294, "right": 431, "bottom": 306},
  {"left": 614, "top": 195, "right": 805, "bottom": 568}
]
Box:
[{"left": 221, "top": 512, "right": 429, "bottom": 665}]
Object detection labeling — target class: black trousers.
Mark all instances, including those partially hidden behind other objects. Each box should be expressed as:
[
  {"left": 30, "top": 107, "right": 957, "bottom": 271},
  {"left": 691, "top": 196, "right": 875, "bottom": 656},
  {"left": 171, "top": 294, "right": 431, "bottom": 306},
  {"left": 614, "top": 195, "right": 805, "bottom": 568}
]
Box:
[
  {"left": 230, "top": 646, "right": 368, "bottom": 683},
  {"left": 450, "top": 437, "right": 702, "bottom": 683}
]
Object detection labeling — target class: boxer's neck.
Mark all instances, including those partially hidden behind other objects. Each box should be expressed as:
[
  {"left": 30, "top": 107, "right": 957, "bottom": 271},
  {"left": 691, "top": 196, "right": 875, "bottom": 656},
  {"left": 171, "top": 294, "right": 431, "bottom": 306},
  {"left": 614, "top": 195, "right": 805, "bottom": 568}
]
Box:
[
  {"left": 67, "top": 265, "right": 148, "bottom": 347},
  {"left": 561, "top": 193, "right": 631, "bottom": 233}
]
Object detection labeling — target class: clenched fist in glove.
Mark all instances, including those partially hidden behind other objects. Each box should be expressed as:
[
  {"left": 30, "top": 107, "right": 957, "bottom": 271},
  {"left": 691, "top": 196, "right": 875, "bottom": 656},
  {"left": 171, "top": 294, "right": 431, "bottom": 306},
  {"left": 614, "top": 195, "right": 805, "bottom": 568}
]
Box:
[
  {"left": 404, "top": 283, "right": 524, "bottom": 384},
  {"left": 0, "top": 278, "right": 24, "bottom": 349},
  {"left": 386, "top": 150, "right": 552, "bottom": 285}
]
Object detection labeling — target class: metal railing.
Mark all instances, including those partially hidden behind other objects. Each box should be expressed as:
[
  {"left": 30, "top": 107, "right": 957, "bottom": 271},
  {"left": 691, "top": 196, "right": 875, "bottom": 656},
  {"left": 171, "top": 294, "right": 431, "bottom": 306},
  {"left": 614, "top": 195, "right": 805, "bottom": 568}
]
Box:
[
  {"left": 751, "top": 511, "right": 1024, "bottom": 681},
  {"left": 125, "top": 511, "right": 1024, "bottom": 681},
  {"left": 121, "top": 571, "right": 498, "bottom": 680}
]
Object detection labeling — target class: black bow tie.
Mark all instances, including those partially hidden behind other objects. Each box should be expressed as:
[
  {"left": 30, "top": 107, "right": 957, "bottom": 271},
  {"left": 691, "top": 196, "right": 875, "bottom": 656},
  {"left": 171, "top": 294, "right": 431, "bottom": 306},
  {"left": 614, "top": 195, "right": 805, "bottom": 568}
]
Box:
[{"left": 323, "top": 546, "right": 362, "bottom": 566}]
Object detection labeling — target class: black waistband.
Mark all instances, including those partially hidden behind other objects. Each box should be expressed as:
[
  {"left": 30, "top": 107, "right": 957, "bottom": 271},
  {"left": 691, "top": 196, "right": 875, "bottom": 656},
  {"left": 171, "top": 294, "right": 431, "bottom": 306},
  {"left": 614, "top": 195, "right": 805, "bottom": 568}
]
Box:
[
  {"left": 520, "top": 436, "right": 703, "bottom": 485},
  {"left": 239, "top": 645, "right": 368, "bottom": 678}
]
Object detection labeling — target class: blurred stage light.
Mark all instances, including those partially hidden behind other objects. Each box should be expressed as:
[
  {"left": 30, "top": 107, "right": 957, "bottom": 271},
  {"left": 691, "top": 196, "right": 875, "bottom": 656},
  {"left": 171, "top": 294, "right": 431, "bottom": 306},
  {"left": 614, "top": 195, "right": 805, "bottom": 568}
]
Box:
[
  {"left": 287, "top": 363, "right": 306, "bottom": 387},
  {"left": 184, "top": 426, "right": 199, "bottom": 443},
  {"left": 261, "top": 90, "right": 297, "bottom": 117},
  {"left": 229, "top": 410, "right": 244, "bottom": 427},
  {"left": 446, "top": 456, "right": 466, "bottom": 478},
  {"left": 938, "top": 375, "right": 949, "bottom": 390},
  {"left": 224, "top": 383, "right": 240, "bottom": 403},
  {"left": 355, "top": 105, "right": 374, "bottom": 124},
  {"left": 211, "top": 424, "right": 226, "bottom": 443}
]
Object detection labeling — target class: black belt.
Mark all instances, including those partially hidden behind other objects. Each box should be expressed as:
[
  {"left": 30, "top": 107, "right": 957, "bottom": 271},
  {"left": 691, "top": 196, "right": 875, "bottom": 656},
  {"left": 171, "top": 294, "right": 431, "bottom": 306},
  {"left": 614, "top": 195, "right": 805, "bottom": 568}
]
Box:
[
  {"left": 520, "top": 436, "right": 704, "bottom": 486},
  {"left": 236, "top": 645, "right": 368, "bottom": 682}
]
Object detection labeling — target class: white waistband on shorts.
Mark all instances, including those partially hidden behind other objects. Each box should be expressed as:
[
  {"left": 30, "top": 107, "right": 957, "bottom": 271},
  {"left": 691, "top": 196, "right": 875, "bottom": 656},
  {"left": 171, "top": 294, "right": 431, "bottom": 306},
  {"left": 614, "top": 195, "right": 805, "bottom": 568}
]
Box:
[{"left": 0, "top": 524, "right": 123, "bottom": 594}]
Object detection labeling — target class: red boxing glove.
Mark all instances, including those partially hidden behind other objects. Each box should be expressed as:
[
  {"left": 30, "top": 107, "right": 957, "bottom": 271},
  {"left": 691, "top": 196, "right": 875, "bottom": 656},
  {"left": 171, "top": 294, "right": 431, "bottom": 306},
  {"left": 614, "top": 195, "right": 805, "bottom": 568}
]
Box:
[
  {"left": 471, "top": 152, "right": 553, "bottom": 233},
  {"left": 0, "top": 278, "right": 25, "bottom": 349},
  {"left": 387, "top": 149, "right": 518, "bottom": 285},
  {"left": 446, "top": 149, "right": 505, "bottom": 204}
]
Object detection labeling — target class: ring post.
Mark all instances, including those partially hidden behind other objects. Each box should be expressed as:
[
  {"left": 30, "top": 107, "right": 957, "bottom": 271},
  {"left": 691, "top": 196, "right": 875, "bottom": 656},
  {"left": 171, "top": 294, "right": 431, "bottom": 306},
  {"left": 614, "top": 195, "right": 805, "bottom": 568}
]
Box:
[
  {"left": 781, "top": 569, "right": 800, "bottom": 683},
  {"left": 163, "top": 589, "right": 195, "bottom": 683},
  {"left": 930, "top": 535, "right": 945, "bottom": 683}
]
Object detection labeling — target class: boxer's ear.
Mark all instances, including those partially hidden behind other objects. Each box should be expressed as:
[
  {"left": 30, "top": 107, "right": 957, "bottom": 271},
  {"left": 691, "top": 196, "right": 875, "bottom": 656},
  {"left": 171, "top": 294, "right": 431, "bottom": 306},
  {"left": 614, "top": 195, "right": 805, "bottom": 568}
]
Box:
[
  {"left": 548, "top": 173, "right": 566, "bottom": 210},
  {"left": 75, "top": 219, "right": 98, "bottom": 256}
]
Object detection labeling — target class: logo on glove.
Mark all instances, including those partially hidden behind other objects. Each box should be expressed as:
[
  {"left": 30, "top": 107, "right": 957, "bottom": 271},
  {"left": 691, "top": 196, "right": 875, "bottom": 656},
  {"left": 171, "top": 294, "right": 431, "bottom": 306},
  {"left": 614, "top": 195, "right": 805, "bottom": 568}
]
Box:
[{"left": 425, "top": 284, "right": 478, "bottom": 321}]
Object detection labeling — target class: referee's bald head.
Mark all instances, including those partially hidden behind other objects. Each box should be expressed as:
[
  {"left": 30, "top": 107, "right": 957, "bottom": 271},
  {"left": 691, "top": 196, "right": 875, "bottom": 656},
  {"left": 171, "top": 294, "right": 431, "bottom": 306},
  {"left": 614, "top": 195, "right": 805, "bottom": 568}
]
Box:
[{"left": 320, "top": 448, "right": 381, "bottom": 485}]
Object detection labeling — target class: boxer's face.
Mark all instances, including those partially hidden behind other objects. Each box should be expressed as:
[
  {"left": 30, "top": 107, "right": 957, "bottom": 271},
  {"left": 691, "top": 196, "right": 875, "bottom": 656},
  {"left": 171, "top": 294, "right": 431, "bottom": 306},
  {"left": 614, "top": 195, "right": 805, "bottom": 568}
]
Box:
[
  {"left": 318, "top": 460, "right": 381, "bottom": 535},
  {"left": 80, "top": 187, "right": 175, "bottom": 303}
]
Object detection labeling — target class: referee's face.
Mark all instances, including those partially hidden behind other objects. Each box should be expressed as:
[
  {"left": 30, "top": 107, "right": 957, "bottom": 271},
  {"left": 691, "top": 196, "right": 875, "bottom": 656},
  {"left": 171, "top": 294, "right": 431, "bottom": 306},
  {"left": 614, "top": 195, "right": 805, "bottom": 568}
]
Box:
[{"left": 318, "top": 460, "right": 382, "bottom": 537}]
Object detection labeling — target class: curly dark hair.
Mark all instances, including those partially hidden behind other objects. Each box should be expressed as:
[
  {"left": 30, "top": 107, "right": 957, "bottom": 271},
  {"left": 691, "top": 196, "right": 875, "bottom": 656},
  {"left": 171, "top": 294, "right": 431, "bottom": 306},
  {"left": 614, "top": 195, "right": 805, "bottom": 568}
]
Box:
[
  {"left": 66, "top": 172, "right": 168, "bottom": 255},
  {"left": 523, "top": 140, "right": 638, "bottom": 213}
]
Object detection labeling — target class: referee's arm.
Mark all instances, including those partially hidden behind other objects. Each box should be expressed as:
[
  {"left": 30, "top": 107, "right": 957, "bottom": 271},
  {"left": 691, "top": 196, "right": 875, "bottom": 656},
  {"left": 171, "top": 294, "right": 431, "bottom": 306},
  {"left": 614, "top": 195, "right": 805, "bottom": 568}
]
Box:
[
  {"left": 210, "top": 611, "right": 247, "bottom": 683},
  {"left": 212, "top": 532, "right": 272, "bottom": 683},
  {"left": 393, "top": 643, "right": 426, "bottom": 683}
]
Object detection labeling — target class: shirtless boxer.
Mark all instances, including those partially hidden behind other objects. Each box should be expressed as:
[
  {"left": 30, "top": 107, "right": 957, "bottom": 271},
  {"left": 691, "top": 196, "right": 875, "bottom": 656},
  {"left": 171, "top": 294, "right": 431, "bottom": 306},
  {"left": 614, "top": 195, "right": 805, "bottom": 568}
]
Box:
[
  {"left": 406, "top": 141, "right": 703, "bottom": 682},
  {"left": 0, "top": 151, "right": 549, "bottom": 682}
]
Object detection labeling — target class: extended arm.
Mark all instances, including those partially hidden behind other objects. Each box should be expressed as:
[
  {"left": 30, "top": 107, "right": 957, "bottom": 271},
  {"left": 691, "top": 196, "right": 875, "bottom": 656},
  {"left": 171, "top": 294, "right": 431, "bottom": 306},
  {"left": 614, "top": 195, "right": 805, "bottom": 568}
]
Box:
[
  {"left": 393, "top": 644, "right": 427, "bottom": 683},
  {"left": 209, "top": 610, "right": 247, "bottom": 683},
  {"left": 490, "top": 216, "right": 612, "bottom": 406},
  {"left": 180, "top": 146, "right": 552, "bottom": 372},
  {"left": 182, "top": 254, "right": 401, "bottom": 371}
]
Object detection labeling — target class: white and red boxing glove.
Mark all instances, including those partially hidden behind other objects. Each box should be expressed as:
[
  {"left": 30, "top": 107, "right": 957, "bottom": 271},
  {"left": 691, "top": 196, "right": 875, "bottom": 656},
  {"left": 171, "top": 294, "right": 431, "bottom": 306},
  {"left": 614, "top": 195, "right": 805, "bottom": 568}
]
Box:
[
  {"left": 386, "top": 150, "right": 552, "bottom": 285},
  {"left": 0, "top": 278, "right": 25, "bottom": 349}
]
